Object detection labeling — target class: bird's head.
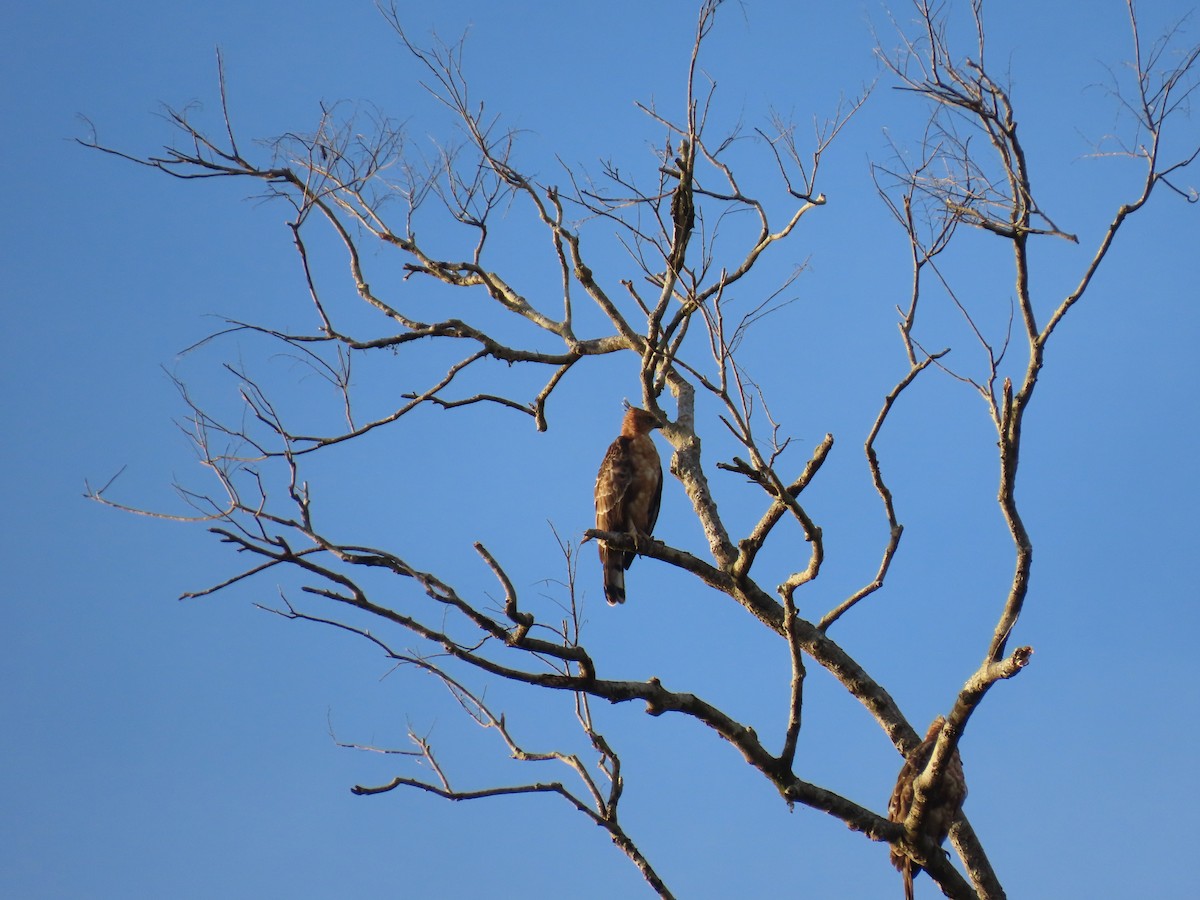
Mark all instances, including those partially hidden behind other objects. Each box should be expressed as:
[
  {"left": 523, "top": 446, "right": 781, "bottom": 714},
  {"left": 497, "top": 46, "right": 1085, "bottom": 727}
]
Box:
[{"left": 621, "top": 404, "right": 662, "bottom": 435}]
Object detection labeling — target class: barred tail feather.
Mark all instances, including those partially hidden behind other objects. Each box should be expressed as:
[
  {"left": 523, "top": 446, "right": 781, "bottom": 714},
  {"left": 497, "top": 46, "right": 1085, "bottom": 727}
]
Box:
[{"left": 603, "top": 558, "right": 626, "bottom": 605}]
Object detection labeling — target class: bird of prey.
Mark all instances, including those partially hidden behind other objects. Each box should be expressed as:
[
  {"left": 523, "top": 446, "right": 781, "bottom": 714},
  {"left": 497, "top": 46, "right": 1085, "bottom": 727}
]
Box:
[
  {"left": 594, "top": 406, "right": 663, "bottom": 605},
  {"left": 887, "top": 716, "right": 968, "bottom": 900}
]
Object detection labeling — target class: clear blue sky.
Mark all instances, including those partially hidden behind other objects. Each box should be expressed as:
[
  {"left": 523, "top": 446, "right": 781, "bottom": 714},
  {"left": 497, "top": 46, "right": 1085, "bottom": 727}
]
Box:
[{"left": 4, "top": 1, "right": 1197, "bottom": 897}]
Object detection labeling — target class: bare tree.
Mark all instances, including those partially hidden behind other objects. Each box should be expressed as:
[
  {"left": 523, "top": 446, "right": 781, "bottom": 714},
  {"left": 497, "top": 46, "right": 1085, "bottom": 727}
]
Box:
[{"left": 82, "top": 1, "right": 1197, "bottom": 897}]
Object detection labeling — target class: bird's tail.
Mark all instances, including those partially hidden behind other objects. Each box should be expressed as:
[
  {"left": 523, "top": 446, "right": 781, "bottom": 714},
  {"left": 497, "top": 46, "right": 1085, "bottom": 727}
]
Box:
[
  {"left": 903, "top": 861, "right": 915, "bottom": 900},
  {"left": 600, "top": 548, "right": 626, "bottom": 605}
]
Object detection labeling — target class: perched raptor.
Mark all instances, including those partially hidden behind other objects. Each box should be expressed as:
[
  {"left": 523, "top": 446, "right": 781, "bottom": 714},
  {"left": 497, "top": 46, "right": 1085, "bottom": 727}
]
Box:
[
  {"left": 887, "top": 716, "right": 968, "bottom": 900},
  {"left": 594, "top": 406, "right": 663, "bottom": 605}
]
